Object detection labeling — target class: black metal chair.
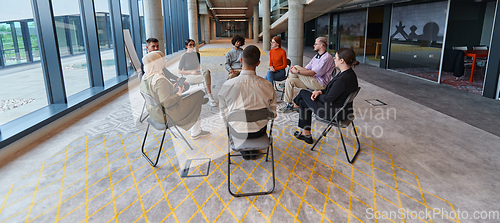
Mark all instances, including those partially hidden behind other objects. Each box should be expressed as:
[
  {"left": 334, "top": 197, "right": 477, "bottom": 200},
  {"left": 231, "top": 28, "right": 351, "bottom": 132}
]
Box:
[
  {"left": 223, "top": 108, "right": 276, "bottom": 197},
  {"left": 273, "top": 59, "right": 291, "bottom": 101},
  {"left": 139, "top": 91, "right": 194, "bottom": 167},
  {"left": 310, "top": 87, "right": 361, "bottom": 164}
]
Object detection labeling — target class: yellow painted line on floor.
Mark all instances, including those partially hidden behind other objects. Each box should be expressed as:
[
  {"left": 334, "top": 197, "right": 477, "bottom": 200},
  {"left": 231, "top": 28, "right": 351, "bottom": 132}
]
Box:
[
  {"left": 25, "top": 162, "right": 45, "bottom": 222},
  {"left": 0, "top": 184, "right": 13, "bottom": 216},
  {"left": 55, "top": 144, "right": 69, "bottom": 222},
  {"left": 0, "top": 125, "right": 463, "bottom": 222},
  {"left": 103, "top": 137, "right": 119, "bottom": 223},
  {"left": 85, "top": 136, "right": 90, "bottom": 221},
  {"left": 120, "top": 135, "right": 149, "bottom": 223}
]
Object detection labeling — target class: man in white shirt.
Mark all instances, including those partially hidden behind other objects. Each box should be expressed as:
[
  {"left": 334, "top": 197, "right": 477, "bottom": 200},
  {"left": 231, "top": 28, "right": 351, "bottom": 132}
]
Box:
[{"left": 218, "top": 45, "right": 277, "bottom": 159}]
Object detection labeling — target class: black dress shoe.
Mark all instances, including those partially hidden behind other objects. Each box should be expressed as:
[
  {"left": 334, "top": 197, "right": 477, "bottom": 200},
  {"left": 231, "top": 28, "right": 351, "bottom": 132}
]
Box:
[{"left": 294, "top": 131, "right": 314, "bottom": 144}]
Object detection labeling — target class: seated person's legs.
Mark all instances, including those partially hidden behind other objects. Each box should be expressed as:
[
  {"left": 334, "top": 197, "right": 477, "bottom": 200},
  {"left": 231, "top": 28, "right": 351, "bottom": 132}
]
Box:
[
  {"left": 292, "top": 90, "right": 322, "bottom": 144},
  {"left": 173, "top": 90, "right": 210, "bottom": 138},
  {"left": 280, "top": 74, "right": 308, "bottom": 112},
  {"left": 202, "top": 70, "right": 217, "bottom": 106},
  {"left": 185, "top": 74, "right": 204, "bottom": 84},
  {"left": 266, "top": 69, "right": 286, "bottom": 84}
]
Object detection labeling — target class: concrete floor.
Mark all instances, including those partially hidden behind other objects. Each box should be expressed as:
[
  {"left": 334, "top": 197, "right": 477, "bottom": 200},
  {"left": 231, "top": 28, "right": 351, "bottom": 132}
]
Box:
[{"left": 1, "top": 39, "right": 500, "bottom": 222}]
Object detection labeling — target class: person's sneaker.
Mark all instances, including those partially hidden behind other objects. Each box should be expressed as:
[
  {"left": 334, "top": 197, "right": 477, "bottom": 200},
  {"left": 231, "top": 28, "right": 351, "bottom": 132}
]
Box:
[
  {"left": 208, "top": 99, "right": 218, "bottom": 107},
  {"left": 278, "top": 103, "right": 294, "bottom": 113},
  {"left": 294, "top": 131, "right": 314, "bottom": 144},
  {"left": 278, "top": 103, "right": 298, "bottom": 113},
  {"left": 192, "top": 130, "right": 210, "bottom": 139}
]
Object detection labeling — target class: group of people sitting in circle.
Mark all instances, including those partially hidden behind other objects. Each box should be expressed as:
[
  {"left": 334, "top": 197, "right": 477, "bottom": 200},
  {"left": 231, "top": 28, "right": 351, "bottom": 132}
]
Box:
[{"left": 140, "top": 35, "right": 359, "bottom": 159}]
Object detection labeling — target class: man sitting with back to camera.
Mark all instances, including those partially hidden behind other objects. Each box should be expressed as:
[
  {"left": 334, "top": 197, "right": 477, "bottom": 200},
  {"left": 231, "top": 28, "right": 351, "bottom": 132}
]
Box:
[{"left": 218, "top": 45, "right": 277, "bottom": 160}]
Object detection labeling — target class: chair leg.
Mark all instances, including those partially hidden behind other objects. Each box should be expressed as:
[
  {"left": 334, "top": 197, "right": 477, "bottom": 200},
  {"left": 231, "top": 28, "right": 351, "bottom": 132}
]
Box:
[
  {"left": 172, "top": 125, "right": 194, "bottom": 150},
  {"left": 141, "top": 124, "right": 168, "bottom": 167},
  {"left": 228, "top": 145, "right": 276, "bottom": 197},
  {"left": 311, "top": 124, "right": 333, "bottom": 151},
  {"left": 139, "top": 101, "right": 149, "bottom": 123},
  {"left": 280, "top": 85, "right": 284, "bottom": 101},
  {"left": 337, "top": 122, "right": 361, "bottom": 164}
]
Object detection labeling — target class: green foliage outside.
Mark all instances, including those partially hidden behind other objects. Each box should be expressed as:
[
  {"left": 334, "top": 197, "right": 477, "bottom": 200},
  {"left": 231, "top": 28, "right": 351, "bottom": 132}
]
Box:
[{"left": 0, "top": 23, "right": 39, "bottom": 61}]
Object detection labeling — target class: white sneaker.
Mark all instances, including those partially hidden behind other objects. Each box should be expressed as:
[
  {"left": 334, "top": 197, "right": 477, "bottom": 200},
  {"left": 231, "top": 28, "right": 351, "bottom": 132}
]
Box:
[{"left": 208, "top": 99, "right": 218, "bottom": 107}]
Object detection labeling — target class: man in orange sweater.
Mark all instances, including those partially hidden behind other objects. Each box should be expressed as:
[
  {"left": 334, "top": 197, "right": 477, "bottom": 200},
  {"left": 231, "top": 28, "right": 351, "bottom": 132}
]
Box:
[{"left": 265, "top": 36, "right": 287, "bottom": 84}]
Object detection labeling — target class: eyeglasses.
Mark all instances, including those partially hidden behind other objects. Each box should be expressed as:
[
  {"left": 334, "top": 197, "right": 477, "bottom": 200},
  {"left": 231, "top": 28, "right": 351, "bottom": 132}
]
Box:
[{"left": 188, "top": 43, "right": 196, "bottom": 46}]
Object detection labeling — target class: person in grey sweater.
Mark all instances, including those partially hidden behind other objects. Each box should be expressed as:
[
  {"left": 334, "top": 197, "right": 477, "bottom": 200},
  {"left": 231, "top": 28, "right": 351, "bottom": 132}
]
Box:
[{"left": 225, "top": 35, "right": 245, "bottom": 79}]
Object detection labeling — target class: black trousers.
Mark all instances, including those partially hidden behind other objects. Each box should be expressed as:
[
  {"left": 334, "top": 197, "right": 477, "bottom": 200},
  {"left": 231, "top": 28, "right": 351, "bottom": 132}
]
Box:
[{"left": 293, "top": 89, "right": 329, "bottom": 131}]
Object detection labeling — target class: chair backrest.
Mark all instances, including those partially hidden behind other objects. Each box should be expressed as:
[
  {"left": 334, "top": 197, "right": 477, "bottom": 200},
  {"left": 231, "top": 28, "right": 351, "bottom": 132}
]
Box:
[
  {"left": 452, "top": 46, "right": 467, "bottom": 51},
  {"left": 286, "top": 59, "right": 292, "bottom": 77},
  {"left": 342, "top": 87, "right": 361, "bottom": 108},
  {"left": 226, "top": 108, "right": 275, "bottom": 123},
  {"left": 473, "top": 46, "right": 488, "bottom": 50},
  {"left": 140, "top": 90, "right": 162, "bottom": 109}
]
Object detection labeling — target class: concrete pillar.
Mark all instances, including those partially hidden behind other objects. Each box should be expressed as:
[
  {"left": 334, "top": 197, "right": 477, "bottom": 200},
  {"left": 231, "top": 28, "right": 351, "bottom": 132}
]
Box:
[
  {"left": 187, "top": 0, "right": 199, "bottom": 51},
  {"left": 143, "top": 0, "right": 164, "bottom": 53},
  {"left": 288, "top": 0, "right": 304, "bottom": 66},
  {"left": 253, "top": 5, "right": 259, "bottom": 43},
  {"left": 212, "top": 19, "right": 216, "bottom": 39},
  {"left": 200, "top": 17, "right": 205, "bottom": 43},
  {"left": 204, "top": 15, "right": 210, "bottom": 44},
  {"left": 262, "top": 0, "right": 270, "bottom": 51},
  {"left": 248, "top": 21, "right": 252, "bottom": 39}
]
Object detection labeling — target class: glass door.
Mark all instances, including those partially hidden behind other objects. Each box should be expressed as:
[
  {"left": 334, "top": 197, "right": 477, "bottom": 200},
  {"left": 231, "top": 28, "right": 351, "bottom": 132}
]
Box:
[
  {"left": 388, "top": 1, "right": 447, "bottom": 82},
  {"left": 364, "top": 7, "right": 384, "bottom": 66},
  {"left": 339, "top": 9, "right": 367, "bottom": 62}
]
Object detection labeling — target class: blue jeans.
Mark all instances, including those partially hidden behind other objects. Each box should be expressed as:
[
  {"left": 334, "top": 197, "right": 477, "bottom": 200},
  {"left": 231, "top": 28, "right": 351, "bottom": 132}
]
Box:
[{"left": 265, "top": 69, "right": 286, "bottom": 84}]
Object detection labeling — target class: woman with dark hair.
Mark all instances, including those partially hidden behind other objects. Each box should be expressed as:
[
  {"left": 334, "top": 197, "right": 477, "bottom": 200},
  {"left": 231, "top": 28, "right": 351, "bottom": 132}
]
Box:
[
  {"left": 225, "top": 35, "right": 245, "bottom": 79},
  {"left": 178, "top": 39, "right": 216, "bottom": 106},
  {"left": 265, "top": 36, "right": 287, "bottom": 84},
  {"left": 293, "top": 48, "right": 359, "bottom": 144}
]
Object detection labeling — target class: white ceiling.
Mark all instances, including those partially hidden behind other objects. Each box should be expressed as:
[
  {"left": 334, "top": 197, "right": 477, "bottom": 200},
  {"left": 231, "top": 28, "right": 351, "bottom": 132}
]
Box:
[{"left": 206, "top": 0, "right": 260, "bottom": 20}]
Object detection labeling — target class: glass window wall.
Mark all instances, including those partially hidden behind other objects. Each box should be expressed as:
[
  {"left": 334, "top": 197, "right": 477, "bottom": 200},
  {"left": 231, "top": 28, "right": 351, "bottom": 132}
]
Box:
[
  {"left": 388, "top": 1, "right": 448, "bottom": 82},
  {"left": 95, "top": 0, "right": 117, "bottom": 82},
  {"left": 0, "top": 2, "right": 46, "bottom": 125},
  {"left": 329, "top": 13, "right": 338, "bottom": 54},
  {"left": 317, "top": 14, "right": 329, "bottom": 41},
  {"left": 339, "top": 10, "right": 367, "bottom": 62},
  {"left": 121, "top": 0, "right": 134, "bottom": 75},
  {"left": 53, "top": 0, "right": 91, "bottom": 97},
  {"left": 138, "top": 0, "right": 147, "bottom": 55},
  {"left": 364, "top": 7, "right": 385, "bottom": 67}
]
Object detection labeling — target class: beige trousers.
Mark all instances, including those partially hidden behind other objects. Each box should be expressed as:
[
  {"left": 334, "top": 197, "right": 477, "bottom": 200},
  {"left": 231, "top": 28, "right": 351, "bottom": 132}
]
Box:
[
  {"left": 185, "top": 70, "right": 211, "bottom": 86},
  {"left": 284, "top": 65, "right": 325, "bottom": 103}
]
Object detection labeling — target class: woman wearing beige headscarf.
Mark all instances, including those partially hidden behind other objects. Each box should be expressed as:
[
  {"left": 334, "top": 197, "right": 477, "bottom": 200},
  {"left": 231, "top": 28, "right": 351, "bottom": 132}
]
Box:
[{"left": 140, "top": 51, "right": 210, "bottom": 138}]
